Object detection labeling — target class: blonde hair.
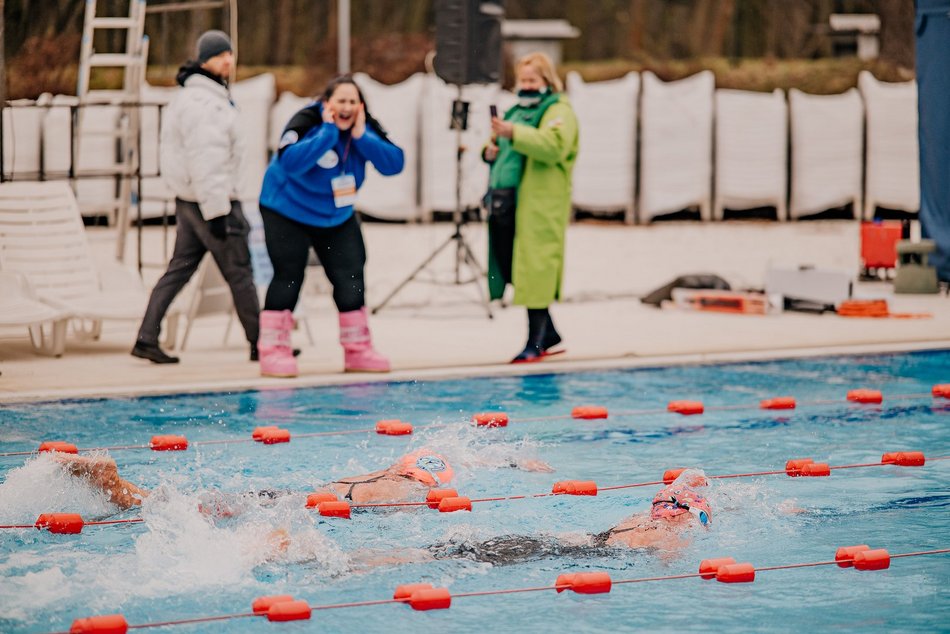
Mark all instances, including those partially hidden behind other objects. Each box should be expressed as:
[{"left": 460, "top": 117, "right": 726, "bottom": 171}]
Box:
[{"left": 516, "top": 52, "right": 563, "bottom": 93}]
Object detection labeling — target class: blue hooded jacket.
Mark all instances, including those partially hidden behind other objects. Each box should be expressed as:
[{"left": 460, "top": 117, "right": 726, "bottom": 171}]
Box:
[{"left": 260, "top": 102, "right": 404, "bottom": 227}]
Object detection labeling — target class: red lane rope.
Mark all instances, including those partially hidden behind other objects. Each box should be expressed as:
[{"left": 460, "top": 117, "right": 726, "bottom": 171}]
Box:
[{"left": 3, "top": 390, "right": 944, "bottom": 458}]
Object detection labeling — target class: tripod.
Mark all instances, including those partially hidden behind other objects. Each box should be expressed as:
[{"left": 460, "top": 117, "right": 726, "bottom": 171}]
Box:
[{"left": 371, "top": 85, "right": 493, "bottom": 318}]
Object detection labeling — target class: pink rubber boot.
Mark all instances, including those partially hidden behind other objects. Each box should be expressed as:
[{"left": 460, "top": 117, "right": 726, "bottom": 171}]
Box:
[
  {"left": 339, "top": 307, "right": 390, "bottom": 373},
  {"left": 259, "top": 310, "right": 298, "bottom": 378}
]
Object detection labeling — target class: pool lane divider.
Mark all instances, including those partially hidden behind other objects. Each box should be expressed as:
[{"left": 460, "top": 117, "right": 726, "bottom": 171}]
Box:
[
  {"left": 4, "top": 452, "right": 946, "bottom": 532},
  {"left": 54, "top": 547, "right": 950, "bottom": 632},
  {"left": 3, "top": 385, "right": 948, "bottom": 459}
]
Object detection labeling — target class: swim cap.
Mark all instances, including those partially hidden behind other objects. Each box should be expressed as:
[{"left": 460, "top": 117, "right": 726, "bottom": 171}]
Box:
[
  {"left": 651, "top": 484, "right": 712, "bottom": 524},
  {"left": 396, "top": 450, "right": 454, "bottom": 487}
]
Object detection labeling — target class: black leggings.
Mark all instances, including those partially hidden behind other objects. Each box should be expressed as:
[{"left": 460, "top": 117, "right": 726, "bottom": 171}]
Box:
[{"left": 261, "top": 206, "right": 366, "bottom": 313}]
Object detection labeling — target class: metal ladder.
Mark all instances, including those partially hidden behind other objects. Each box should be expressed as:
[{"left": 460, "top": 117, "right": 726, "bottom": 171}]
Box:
[{"left": 77, "top": 0, "right": 148, "bottom": 259}]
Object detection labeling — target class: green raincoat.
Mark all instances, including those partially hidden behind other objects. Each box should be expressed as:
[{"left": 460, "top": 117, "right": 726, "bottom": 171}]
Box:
[{"left": 487, "top": 94, "right": 578, "bottom": 307}]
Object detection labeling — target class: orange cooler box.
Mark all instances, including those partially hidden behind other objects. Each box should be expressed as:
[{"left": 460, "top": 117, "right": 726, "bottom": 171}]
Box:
[{"left": 861, "top": 221, "right": 903, "bottom": 269}]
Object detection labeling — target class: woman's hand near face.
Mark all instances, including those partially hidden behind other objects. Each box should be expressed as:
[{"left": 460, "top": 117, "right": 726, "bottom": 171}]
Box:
[
  {"left": 322, "top": 104, "right": 336, "bottom": 125},
  {"left": 491, "top": 117, "right": 514, "bottom": 139},
  {"left": 352, "top": 104, "right": 366, "bottom": 139}
]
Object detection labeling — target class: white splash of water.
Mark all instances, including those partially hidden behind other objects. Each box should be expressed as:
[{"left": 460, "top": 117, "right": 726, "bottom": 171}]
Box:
[{"left": 0, "top": 454, "right": 116, "bottom": 522}]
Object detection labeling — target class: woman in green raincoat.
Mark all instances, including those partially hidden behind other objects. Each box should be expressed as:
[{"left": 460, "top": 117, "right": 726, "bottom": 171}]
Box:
[{"left": 484, "top": 52, "right": 579, "bottom": 363}]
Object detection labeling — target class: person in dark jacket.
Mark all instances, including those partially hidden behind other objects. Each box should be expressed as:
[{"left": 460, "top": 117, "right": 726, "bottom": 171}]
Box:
[
  {"left": 257, "top": 76, "right": 404, "bottom": 377},
  {"left": 131, "top": 30, "right": 261, "bottom": 364}
]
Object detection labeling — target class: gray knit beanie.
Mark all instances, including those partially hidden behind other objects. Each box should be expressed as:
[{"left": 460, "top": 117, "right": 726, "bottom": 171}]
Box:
[{"left": 196, "top": 30, "right": 232, "bottom": 63}]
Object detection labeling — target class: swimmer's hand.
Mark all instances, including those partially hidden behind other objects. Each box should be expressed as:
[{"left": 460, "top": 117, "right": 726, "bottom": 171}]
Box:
[
  {"left": 515, "top": 459, "right": 555, "bottom": 473},
  {"left": 349, "top": 548, "right": 434, "bottom": 572}
]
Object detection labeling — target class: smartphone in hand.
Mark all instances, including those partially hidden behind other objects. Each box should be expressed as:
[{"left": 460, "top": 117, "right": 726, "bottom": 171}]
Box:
[{"left": 490, "top": 105, "right": 498, "bottom": 119}]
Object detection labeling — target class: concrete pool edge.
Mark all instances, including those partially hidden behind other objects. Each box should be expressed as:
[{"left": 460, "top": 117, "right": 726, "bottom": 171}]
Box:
[{"left": 3, "top": 339, "right": 949, "bottom": 405}]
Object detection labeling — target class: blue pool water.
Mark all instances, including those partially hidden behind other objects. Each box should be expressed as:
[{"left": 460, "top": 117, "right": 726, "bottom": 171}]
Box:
[{"left": 1, "top": 351, "right": 948, "bottom": 633}]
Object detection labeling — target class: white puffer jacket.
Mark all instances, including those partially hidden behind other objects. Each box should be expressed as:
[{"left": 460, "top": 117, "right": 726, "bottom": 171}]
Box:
[{"left": 160, "top": 71, "right": 245, "bottom": 220}]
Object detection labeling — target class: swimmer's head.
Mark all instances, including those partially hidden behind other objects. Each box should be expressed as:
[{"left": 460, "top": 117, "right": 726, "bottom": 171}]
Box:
[
  {"left": 651, "top": 482, "right": 712, "bottom": 526},
  {"left": 395, "top": 450, "right": 454, "bottom": 487}
]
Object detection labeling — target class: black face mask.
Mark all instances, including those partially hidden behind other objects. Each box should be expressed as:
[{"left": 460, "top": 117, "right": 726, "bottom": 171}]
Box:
[{"left": 516, "top": 87, "right": 549, "bottom": 107}]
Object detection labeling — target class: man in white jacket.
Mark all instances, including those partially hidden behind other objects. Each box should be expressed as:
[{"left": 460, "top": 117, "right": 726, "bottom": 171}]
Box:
[{"left": 132, "top": 31, "right": 260, "bottom": 364}]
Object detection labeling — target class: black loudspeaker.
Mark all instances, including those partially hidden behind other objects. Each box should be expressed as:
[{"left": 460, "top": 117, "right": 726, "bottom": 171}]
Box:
[{"left": 434, "top": 0, "right": 505, "bottom": 85}]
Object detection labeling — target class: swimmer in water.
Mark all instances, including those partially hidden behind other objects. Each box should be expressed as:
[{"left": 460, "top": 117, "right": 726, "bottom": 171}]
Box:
[{"left": 51, "top": 449, "right": 551, "bottom": 510}]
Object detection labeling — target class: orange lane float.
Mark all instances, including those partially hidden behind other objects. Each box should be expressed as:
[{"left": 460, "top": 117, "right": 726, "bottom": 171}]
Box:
[
  {"left": 258, "top": 428, "right": 291, "bottom": 444},
  {"left": 785, "top": 458, "right": 815, "bottom": 476},
  {"left": 39, "top": 441, "right": 78, "bottom": 454},
  {"left": 35, "top": 513, "right": 84, "bottom": 535},
  {"left": 425, "top": 488, "right": 459, "bottom": 509},
  {"left": 69, "top": 613, "right": 129, "bottom": 634},
  {"left": 663, "top": 468, "right": 686, "bottom": 484},
  {"left": 716, "top": 562, "right": 755, "bottom": 583},
  {"left": 375, "top": 420, "right": 414, "bottom": 435},
  {"left": 552, "top": 480, "right": 598, "bottom": 496},
  {"left": 667, "top": 400, "right": 704, "bottom": 415},
  {"left": 437, "top": 496, "right": 472, "bottom": 513},
  {"left": 881, "top": 451, "right": 925, "bottom": 466},
  {"left": 394, "top": 583, "right": 433, "bottom": 601},
  {"left": 699, "top": 557, "right": 737, "bottom": 579},
  {"left": 933, "top": 384, "right": 950, "bottom": 399},
  {"left": 149, "top": 435, "right": 188, "bottom": 451},
  {"left": 853, "top": 548, "right": 890, "bottom": 571},
  {"left": 800, "top": 462, "right": 830, "bottom": 477},
  {"left": 251, "top": 426, "right": 279, "bottom": 441},
  {"left": 305, "top": 492, "right": 339, "bottom": 509},
  {"left": 571, "top": 405, "right": 608, "bottom": 419},
  {"left": 472, "top": 412, "right": 509, "bottom": 428},
  {"left": 555, "top": 572, "right": 612, "bottom": 594},
  {"left": 317, "top": 501, "right": 351, "bottom": 519},
  {"left": 408, "top": 587, "right": 452, "bottom": 611},
  {"left": 266, "top": 600, "right": 312, "bottom": 622},
  {"left": 760, "top": 397, "right": 796, "bottom": 410},
  {"left": 252, "top": 595, "right": 295, "bottom": 614},
  {"left": 835, "top": 545, "right": 870, "bottom": 568},
  {"left": 847, "top": 389, "right": 883, "bottom": 404}
]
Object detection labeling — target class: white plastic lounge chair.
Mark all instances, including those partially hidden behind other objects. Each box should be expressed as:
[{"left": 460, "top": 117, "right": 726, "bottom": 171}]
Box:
[
  {"left": 0, "top": 181, "right": 147, "bottom": 340},
  {"left": 0, "top": 271, "right": 70, "bottom": 356}
]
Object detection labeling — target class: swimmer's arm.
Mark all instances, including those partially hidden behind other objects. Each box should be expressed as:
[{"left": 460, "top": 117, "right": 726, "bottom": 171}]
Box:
[
  {"left": 348, "top": 548, "right": 434, "bottom": 571},
  {"left": 462, "top": 457, "right": 555, "bottom": 473},
  {"left": 54, "top": 454, "right": 148, "bottom": 509}
]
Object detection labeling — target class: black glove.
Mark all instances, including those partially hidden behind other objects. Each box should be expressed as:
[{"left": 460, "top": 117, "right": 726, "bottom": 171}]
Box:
[{"left": 209, "top": 214, "right": 228, "bottom": 240}]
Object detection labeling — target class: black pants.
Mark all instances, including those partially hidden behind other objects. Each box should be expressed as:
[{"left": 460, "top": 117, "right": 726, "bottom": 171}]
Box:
[
  {"left": 136, "top": 198, "right": 260, "bottom": 345},
  {"left": 261, "top": 206, "right": 366, "bottom": 313}
]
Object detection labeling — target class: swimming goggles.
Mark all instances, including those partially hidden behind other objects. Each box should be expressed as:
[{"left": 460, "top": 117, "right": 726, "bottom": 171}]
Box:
[{"left": 654, "top": 496, "right": 710, "bottom": 527}]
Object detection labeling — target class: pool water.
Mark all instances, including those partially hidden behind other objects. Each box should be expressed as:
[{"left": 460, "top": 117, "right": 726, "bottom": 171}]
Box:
[{"left": 1, "top": 351, "right": 948, "bottom": 633}]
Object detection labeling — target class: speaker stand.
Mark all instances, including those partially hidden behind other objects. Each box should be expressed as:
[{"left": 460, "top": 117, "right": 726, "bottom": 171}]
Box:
[{"left": 372, "top": 85, "right": 493, "bottom": 319}]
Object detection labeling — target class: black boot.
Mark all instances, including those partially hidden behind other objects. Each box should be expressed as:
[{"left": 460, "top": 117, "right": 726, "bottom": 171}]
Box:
[
  {"left": 511, "top": 309, "right": 549, "bottom": 363},
  {"left": 542, "top": 311, "right": 562, "bottom": 351},
  {"left": 131, "top": 341, "right": 180, "bottom": 364}
]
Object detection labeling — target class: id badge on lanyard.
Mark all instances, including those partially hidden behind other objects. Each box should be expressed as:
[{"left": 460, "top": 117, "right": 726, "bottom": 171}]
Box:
[{"left": 330, "top": 137, "right": 357, "bottom": 208}]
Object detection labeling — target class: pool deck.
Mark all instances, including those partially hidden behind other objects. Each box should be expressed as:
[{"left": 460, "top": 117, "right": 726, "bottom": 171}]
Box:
[{"left": 1, "top": 220, "right": 948, "bottom": 403}]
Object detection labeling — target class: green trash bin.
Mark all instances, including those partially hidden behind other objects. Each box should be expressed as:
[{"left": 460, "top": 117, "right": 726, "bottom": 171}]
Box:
[{"left": 894, "top": 240, "right": 939, "bottom": 294}]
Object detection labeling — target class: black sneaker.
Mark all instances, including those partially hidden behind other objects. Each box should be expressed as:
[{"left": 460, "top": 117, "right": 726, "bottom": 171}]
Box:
[
  {"left": 249, "top": 344, "right": 301, "bottom": 362},
  {"left": 131, "top": 341, "right": 180, "bottom": 364}
]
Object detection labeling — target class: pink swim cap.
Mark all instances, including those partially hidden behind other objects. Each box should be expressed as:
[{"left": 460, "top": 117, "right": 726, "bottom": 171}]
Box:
[
  {"left": 651, "top": 484, "right": 712, "bottom": 525},
  {"left": 395, "top": 449, "right": 454, "bottom": 487}
]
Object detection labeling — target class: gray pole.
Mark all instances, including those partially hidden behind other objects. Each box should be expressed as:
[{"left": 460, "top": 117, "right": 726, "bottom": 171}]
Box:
[{"left": 338, "top": 0, "right": 350, "bottom": 74}]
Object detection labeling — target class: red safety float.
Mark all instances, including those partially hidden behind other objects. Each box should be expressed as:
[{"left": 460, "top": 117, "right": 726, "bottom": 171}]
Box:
[
  {"left": 437, "top": 496, "right": 472, "bottom": 513},
  {"left": 716, "top": 562, "right": 755, "bottom": 583},
  {"left": 393, "top": 583, "right": 433, "bottom": 601},
  {"left": 555, "top": 572, "right": 612, "bottom": 594},
  {"left": 318, "top": 501, "right": 351, "bottom": 519},
  {"left": 149, "top": 435, "right": 188, "bottom": 451},
  {"left": 69, "top": 614, "right": 128, "bottom": 634},
  {"left": 425, "top": 488, "right": 459, "bottom": 509},
  {"left": 881, "top": 451, "right": 925, "bottom": 467},
  {"left": 35, "top": 513, "right": 84, "bottom": 534},
  {"left": 847, "top": 389, "right": 883, "bottom": 404},
  {"left": 472, "top": 412, "right": 509, "bottom": 427},
  {"left": 663, "top": 468, "right": 686, "bottom": 484},
  {"left": 699, "top": 557, "right": 737, "bottom": 579},
  {"left": 267, "top": 600, "right": 312, "bottom": 622},
  {"left": 375, "top": 420, "right": 414, "bottom": 435},
  {"left": 252, "top": 595, "right": 295, "bottom": 614},
  {"left": 39, "top": 441, "right": 78, "bottom": 454},
  {"left": 853, "top": 548, "right": 891, "bottom": 571},
  {"left": 785, "top": 458, "right": 814, "bottom": 476},
  {"left": 931, "top": 384, "right": 950, "bottom": 399},
  {"left": 571, "top": 406, "right": 609, "bottom": 420},
  {"left": 760, "top": 397, "right": 796, "bottom": 410},
  {"left": 305, "top": 492, "right": 339, "bottom": 508},
  {"left": 251, "top": 426, "right": 279, "bottom": 441},
  {"left": 409, "top": 587, "right": 452, "bottom": 611},
  {"left": 259, "top": 428, "right": 291, "bottom": 444},
  {"left": 668, "top": 400, "right": 704, "bottom": 415},
  {"left": 551, "top": 480, "right": 598, "bottom": 496},
  {"left": 801, "top": 462, "right": 830, "bottom": 477},
  {"left": 835, "top": 545, "right": 870, "bottom": 568}
]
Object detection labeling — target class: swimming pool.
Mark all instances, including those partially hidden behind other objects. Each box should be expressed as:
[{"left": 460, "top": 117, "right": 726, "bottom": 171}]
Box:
[{"left": 1, "top": 350, "right": 948, "bottom": 633}]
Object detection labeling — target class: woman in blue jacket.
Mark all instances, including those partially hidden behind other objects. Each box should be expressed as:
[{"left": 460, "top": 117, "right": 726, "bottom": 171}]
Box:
[{"left": 258, "top": 76, "right": 404, "bottom": 377}]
